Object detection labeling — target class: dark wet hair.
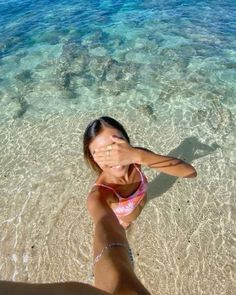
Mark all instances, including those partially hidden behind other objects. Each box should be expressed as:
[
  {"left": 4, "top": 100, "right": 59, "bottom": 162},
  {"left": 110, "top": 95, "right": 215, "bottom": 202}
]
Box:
[{"left": 83, "top": 116, "right": 130, "bottom": 174}]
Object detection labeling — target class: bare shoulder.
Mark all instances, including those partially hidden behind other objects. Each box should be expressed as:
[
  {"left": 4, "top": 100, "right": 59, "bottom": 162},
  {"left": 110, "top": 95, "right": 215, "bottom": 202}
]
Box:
[
  {"left": 87, "top": 187, "right": 111, "bottom": 209},
  {"left": 88, "top": 185, "right": 116, "bottom": 203},
  {"left": 86, "top": 187, "right": 116, "bottom": 224},
  {"left": 134, "top": 163, "right": 142, "bottom": 170}
]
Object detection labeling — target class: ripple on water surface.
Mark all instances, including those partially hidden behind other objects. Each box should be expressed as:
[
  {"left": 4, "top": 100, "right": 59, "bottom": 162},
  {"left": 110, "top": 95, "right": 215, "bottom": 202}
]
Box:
[{"left": 0, "top": 1, "right": 235, "bottom": 294}]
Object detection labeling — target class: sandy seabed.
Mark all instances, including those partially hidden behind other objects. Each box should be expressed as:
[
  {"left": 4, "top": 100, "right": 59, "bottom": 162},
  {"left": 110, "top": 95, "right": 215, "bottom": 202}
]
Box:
[{"left": 0, "top": 104, "right": 235, "bottom": 295}]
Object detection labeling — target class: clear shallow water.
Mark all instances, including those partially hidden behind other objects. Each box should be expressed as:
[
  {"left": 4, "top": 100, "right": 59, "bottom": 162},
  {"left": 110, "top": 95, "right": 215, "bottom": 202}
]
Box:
[{"left": 0, "top": 1, "right": 235, "bottom": 294}]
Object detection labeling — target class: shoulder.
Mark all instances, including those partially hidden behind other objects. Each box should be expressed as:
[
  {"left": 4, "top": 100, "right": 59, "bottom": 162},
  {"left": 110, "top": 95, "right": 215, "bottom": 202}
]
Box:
[
  {"left": 87, "top": 186, "right": 112, "bottom": 209},
  {"left": 134, "top": 163, "right": 142, "bottom": 170},
  {"left": 86, "top": 187, "right": 116, "bottom": 224}
]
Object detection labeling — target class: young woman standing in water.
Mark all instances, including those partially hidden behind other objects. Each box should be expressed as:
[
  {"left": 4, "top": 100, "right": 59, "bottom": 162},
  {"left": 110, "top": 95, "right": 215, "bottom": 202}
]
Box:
[
  {"left": 83, "top": 116, "right": 196, "bottom": 293},
  {"left": 84, "top": 116, "right": 197, "bottom": 229}
]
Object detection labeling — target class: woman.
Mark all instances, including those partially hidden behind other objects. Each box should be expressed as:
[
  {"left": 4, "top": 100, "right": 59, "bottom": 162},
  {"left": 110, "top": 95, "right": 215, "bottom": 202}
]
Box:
[
  {"left": 84, "top": 116, "right": 197, "bottom": 229},
  {"left": 84, "top": 116, "right": 196, "bottom": 293}
]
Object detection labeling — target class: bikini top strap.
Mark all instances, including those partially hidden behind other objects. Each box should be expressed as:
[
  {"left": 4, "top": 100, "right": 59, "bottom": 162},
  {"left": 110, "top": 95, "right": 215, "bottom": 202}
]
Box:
[
  {"left": 93, "top": 183, "right": 120, "bottom": 198},
  {"left": 94, "top": 164, "right": 143, "bottom": 198},
  {"left": 133, "top": 164, "right": 144, "bottom": 182}
]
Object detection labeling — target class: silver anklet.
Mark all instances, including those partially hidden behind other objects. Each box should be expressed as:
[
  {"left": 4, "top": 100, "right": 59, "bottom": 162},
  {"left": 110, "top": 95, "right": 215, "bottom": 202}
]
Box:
[{"left": 94, "top": 242, "right": 134, "bottom": 265}]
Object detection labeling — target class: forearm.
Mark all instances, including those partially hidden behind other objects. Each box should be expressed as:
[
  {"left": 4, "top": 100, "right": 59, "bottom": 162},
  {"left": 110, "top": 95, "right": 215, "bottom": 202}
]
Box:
[
  {"left": 0, "top": 281, "right": 111, "bottom": 295},
  {"left": 93, "top": 215, "right": 128, "bottom": 258},
  {"left": 93, "top": 216, "right": 150, "bottom": 295},
  {"left": 135, "top": 148, "right": 197, "bottom": 178},
  {"left": 87, "top": 191, "right": 150, "bottom": 294}
]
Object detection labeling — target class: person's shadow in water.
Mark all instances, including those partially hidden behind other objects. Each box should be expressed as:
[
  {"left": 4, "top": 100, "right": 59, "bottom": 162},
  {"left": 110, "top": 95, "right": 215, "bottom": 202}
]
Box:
[{"left": 147, "top": 136, "right": 220, "bottom": 202}]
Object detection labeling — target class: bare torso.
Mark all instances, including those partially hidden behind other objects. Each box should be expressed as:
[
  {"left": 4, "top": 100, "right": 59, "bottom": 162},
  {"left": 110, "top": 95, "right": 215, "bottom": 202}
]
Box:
[{"left": 93, "top": 164, "right": 148, "bottom": 225}]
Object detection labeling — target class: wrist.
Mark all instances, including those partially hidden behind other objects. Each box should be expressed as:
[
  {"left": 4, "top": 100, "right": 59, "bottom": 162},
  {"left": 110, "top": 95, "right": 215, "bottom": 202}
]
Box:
[{"left": 132, "top": 148, "right": 143, "bottom": 164}]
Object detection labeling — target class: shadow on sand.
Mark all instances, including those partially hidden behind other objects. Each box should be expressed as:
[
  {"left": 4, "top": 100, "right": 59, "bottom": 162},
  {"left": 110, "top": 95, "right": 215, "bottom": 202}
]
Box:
[{"left": 147, "top": 136, "right": 220, "bottom": 202}]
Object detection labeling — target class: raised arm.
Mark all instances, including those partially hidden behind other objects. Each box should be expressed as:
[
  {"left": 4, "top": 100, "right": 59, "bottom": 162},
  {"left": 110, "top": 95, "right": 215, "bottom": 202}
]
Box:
[
  {"left": 134, "top": 147, "right": 197, "bottom": 178},
  {"left": 93, "top": 136, "right": 197, "bottom": 178}
]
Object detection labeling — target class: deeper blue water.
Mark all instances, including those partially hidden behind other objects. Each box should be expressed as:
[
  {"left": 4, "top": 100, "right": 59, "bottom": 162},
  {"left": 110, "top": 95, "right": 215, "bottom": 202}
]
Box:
[
  {"left": 0, "top": 0, "right": 236, "bottom": 121},
  {"left": 1, "top": 1, "right": 236, "bottom": 57}
]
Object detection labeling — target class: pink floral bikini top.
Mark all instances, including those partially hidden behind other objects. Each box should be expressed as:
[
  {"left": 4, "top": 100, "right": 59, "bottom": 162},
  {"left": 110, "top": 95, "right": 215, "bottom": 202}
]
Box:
[{"left": 94, "top": 164, "right": 148, "bottom": 218}]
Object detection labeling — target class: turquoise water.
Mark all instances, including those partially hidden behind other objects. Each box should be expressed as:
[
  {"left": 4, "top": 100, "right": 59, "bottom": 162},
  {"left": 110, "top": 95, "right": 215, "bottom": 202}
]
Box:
[
  {"left": 0, "top": 1, "right": 235, "bottom": 294},
  {"left": 1, "top": 0, "right": 236, "bottom": 120}
]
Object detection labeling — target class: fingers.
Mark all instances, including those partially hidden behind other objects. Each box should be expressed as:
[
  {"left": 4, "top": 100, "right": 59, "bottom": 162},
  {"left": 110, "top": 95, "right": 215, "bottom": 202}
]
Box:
[
  {"left": 93, "top": 147, "right": 113, "bottom": 157},
  {"left": 93, "top": 148, "right": 120, "bottom": 167},
  {"left": 93, "top": 143, "right": 120, "bottom": 158},
  {"left": 93, "top": 151, "right": 116, "bottom": 164},
  {"left": 94, "top": 157, "right": 118, "bottom": 167},
  {"left": 93, "top": 144, "right": 115, "bottom": 154},
  {"left": 93, "top": 137, "right": 127, "bottom": 154},
  {"left": 92, "top": 140, "right": 132, "bottom": 167},
  {"left": 111, "top": 135, "right": 126, "bottom": 144}
]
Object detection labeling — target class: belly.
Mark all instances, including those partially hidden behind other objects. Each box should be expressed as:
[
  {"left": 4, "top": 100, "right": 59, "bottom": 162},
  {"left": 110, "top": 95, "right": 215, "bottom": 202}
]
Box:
[{"left": 110, "top": 194, "right": 147, "bottom": 223}]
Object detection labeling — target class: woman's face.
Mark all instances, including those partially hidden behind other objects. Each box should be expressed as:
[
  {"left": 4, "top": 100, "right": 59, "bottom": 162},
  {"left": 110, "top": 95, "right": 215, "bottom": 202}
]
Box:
[{"left": 89, "top": 126, "right": 129, "bottom": 177}]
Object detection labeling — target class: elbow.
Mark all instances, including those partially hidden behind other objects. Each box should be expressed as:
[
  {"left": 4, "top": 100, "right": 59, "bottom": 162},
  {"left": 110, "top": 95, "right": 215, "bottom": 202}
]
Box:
[{"left": 185, "top": 167, "right": 197, "bottom": 178}]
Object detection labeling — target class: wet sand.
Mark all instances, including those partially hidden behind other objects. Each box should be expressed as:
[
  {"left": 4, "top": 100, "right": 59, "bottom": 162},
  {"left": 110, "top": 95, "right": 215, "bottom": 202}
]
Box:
[{"left": 0, "top": 108, "right": 235, "bottom": 295}]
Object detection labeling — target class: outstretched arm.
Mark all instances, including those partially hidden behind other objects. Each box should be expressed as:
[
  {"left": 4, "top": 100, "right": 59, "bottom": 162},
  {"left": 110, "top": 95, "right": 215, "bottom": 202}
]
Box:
[
  {"left": 87, "top": 189, "right": 151, "bottom": 294},
  {"left": 0, "top": 281, "right": 111, "bottom": 295}
]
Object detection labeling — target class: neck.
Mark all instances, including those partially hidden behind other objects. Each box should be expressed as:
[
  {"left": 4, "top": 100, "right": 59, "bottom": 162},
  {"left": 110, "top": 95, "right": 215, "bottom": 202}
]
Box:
[{"left": 105, "top": 165, "right": 132, "bottom": 184}]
